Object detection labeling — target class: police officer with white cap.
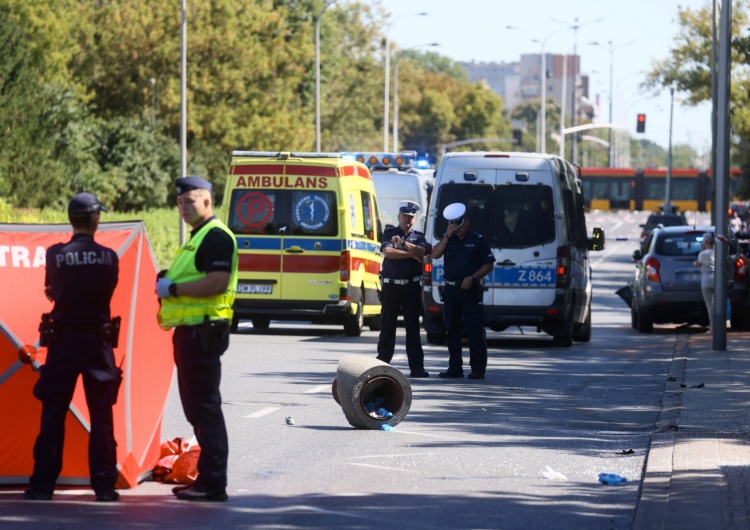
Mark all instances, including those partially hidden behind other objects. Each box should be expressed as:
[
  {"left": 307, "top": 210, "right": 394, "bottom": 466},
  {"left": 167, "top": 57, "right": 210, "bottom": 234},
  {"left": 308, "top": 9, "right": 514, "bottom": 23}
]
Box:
[
  {"left": 376, "top": 200, "right": 429, "bottom": 377},
  {"left": 156, "top": 176, "right": 238, "bottom": 502},
  {"left": 431, "top": 203, "right": 495, "bottom": 379},
  {"left": 26, "top": 192, "right": 121, "bottom": 502}
]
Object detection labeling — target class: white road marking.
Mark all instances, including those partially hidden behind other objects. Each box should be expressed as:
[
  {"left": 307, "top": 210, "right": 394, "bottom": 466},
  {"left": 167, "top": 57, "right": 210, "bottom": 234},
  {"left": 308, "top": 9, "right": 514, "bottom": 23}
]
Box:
[
  {"left": 244, "top": 406, "right": 279, "bottom": 418},
  {"left": 348, "top": 462, "right": 421, "bottom": 473},
  {"left": 304, "top": 384, "right": 331, "bottom": 393}
]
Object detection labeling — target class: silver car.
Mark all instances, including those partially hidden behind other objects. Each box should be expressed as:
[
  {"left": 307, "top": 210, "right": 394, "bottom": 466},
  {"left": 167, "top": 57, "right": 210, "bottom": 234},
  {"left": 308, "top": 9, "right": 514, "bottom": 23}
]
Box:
[{"left": 629, "top": 225, "right": 750, "bottom": 333}]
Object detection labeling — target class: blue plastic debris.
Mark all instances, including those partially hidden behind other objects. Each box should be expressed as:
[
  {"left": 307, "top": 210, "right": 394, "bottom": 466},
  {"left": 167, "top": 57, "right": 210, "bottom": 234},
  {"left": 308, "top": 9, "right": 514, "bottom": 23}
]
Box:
[
  {"left": 598, "top": 473, "right": 627, "bottom": 485},
  {"left": 364, "top": 398, "right": 393, "bottom": 418},
  {"left": 380, "top": 424, "right": 395, "bottom": 431}
]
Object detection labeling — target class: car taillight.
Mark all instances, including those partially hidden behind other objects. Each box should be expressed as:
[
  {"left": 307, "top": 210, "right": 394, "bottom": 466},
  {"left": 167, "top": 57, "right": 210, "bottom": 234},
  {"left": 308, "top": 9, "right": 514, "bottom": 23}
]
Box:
[
  {"left": 735, "top": 255, "right": 748, "bottom": 281},
  {"left": 645, "top": 256, "right": 660, "bottom": 282},
  {"left": 556, "top": 246, "right": 569, "bottom": 288},
  {"left": 340, "top": 251, "right": 350, "bottom": 282},
  {"left": 423, "top": 256, "right": 432, "bottom": 286}
]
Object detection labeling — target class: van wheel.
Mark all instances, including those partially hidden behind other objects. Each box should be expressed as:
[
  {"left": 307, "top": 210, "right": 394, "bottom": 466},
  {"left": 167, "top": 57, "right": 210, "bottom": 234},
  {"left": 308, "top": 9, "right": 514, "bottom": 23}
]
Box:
[
  {"left": 574, "top": 305, "right": 592, "bottom": 342},
  {"left": 230, "top": 315, "right": 240, "bottom": 333},
  {"left": 344, "top": 300, "right": 364, "bottom": 337},
  {"left": 366, "top": 313, "right": 382, "bottom": 331},
  {"left": 630, "top": 304, "right": 638, "bottom": 329},
  {"left": 252, "top": 317, "right": 270, "bottom": 329},
  {"left": 426, "top": 332, "right": 446, "bottom": 345},
  {"left": 552, "top": 318, "right": 574, "bottom": 347}
]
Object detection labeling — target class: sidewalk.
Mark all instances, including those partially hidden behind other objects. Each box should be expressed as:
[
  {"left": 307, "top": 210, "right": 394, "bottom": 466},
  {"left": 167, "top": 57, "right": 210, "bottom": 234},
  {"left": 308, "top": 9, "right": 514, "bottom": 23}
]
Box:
[{"left": 633, "top": 331, "right": 750, "bottom": 530}]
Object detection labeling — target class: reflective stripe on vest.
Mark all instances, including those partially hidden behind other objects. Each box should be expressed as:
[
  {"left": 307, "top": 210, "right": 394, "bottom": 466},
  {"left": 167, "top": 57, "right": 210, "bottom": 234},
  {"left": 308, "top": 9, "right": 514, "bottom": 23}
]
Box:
[{"left": 158, "top": 219, "right": 238, "bottom": 329}]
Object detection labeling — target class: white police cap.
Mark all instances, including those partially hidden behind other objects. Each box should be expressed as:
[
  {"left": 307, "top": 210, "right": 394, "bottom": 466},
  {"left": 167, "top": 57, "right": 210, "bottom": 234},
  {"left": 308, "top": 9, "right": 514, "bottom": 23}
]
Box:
[
  {"left": 443, "top": 203, "right": 466, "bottom": 226},
  {"left": 398, "top": 200, "right": 420, "bottom": 216}
]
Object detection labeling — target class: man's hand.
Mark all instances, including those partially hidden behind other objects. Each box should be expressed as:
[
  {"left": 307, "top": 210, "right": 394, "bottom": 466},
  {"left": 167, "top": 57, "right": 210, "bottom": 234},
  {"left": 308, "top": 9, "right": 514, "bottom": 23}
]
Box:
[{"left": 156, "top": 278, "right": 174, "bottom": 299}]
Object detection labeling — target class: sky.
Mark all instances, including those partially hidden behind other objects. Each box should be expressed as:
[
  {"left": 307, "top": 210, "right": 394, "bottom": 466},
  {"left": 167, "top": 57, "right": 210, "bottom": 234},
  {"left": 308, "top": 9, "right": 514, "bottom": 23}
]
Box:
[{"left": 377, "top": 0, "right": 714, "bottom": 154}]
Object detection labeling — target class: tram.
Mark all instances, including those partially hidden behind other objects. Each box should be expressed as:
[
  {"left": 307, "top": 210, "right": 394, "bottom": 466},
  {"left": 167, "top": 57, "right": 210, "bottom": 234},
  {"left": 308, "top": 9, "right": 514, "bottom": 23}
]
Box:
[{"left": 579, "top": 167, "right": 743, "bottom": 212}]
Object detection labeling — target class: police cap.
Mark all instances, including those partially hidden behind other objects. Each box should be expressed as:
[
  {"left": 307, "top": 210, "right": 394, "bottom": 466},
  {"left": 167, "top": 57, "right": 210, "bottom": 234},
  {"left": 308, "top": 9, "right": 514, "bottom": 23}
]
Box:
[
  {"left": 443, "top": 203, "right": 466, "bottom": 227},
  {"left": 68, "top": 192, "right": 109, "bottom": 216},
  {"left": 398, "top": 200, "right": 420, "bottom": 216},
  {"left": 175, "top": 176, "right": 212, "bottom": 195}
]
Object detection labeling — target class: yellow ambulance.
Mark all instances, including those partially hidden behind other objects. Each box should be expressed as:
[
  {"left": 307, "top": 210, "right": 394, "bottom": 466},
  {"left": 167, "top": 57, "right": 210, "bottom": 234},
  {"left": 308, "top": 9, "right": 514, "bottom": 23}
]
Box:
[{"left": 221, "top": 151, "right": 383, "bottom": 335}]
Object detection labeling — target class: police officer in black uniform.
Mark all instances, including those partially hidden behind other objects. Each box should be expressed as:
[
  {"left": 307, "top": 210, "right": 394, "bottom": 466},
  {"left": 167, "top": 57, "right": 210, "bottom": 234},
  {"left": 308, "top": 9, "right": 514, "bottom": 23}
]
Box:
[
  {"left": 156, "top": 176, "right": 238, "bottom": 502},
  {"left": 376, "top": 201, "right": 429, "bottom": 377},
  {"left": 26, "top": 193, "right": 121, "bottom": 502},
  {"left": 431, "top": 203, "right": 495, "bottom": 380}
]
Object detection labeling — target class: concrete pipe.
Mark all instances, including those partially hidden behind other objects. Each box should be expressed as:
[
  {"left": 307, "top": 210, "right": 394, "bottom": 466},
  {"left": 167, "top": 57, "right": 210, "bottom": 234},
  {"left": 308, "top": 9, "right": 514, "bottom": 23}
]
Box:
[{"left": 333, "top": 355, "right": 412, "bottom": 429}]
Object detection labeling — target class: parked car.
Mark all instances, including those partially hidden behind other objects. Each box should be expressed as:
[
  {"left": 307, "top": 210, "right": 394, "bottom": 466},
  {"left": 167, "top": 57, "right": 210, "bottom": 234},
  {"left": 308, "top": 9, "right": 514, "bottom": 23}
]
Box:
[
  {"left": 639, "top": 212, "right": 688, "bottom": 253},
  {"left": 629, "top": 225, "right": 750, "bottom": 333}
]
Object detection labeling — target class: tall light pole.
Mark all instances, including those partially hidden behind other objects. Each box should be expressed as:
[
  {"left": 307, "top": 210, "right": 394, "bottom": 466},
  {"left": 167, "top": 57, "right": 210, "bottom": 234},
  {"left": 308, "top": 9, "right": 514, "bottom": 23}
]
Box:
[
  {"left": 551, "top": 16, "right": 603, "bottom": 164},
  {"left": 665, "top": 85, "right": 675, "bottom": 212},
  {"left": 179, "top": 0, "right": 187, "bottom": 244},
  {"left": 392, "top": 43, "right": 439, "bottom": 151},
  {"left": 506, "top": 25, "right": 572, "bottom": 154},
  {"left": 383, "top": 12, "right": 428, "bottom": 151},
  {"left": 589, "top": 40, "right": 635, "bottom": 167},
  {"left": 150, "top": 77, "right": 156, "bottom": 127},
  {"left": 315, "top": 0, "right": 336, "bottom": 152}
]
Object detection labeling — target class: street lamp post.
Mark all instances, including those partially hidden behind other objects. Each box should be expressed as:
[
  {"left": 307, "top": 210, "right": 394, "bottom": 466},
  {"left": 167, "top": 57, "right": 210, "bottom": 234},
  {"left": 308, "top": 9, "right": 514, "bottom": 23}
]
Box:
[
  {"left": 506, "top": 25, "right": 572, "bottom": 154},
  {"left": 383, "top": 12, "right": 428, "bottom": 151},
  {"left": 315, "top": 0, "right": 336, "bottom": 152},
  {"left": 550, "top": 16, "right": 603, "bottom": 165},
  {"left": 179, "top": 0, "right": 187, "bottom": 244},
  {"left": 150, "top": 77, "right": 156, "bottom": 127},
  {"left": 666, "top": 85, "right": 675, "bottom": 211},
  {"left": 392, "top": 43, "right": 439, "bottom": 151},
  {"left": 589, "top": 40, "right": 635, "bottom": 167}
]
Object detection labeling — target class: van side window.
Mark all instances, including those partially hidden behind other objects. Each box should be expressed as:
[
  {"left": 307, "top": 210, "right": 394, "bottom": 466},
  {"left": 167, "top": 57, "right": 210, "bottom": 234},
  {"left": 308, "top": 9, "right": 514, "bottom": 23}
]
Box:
[
  {"left": 498, "top": 185, "right": 555, "bottom": 248},
  {"left": 226, "top": 189, "right": 338, "bottom": 236}
]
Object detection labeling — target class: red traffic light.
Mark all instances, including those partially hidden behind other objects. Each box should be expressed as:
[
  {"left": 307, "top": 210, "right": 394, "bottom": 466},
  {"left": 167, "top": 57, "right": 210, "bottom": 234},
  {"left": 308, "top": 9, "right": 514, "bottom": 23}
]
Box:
[{"left": 636, "top": 113, "right": 646, "bottom": 133}]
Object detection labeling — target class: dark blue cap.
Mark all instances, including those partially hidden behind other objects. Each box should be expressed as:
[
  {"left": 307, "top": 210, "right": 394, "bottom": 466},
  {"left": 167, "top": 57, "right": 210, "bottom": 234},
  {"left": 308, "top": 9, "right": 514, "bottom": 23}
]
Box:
[
  {"left": 175, "top": 176, "right": 212, "bottom": 194},
  {"left": 68, "top": 192, "right": 109, "bottom": 216}
]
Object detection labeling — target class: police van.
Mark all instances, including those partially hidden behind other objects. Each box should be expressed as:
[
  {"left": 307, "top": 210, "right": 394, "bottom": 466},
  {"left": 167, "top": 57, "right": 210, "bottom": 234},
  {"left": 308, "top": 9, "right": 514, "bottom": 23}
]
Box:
[
  {"left": 422, "top": 152, "right": 605, "bottom": 346},
  {"left": 221, "top": 151, "right": 383, "bottom": 336},
  {"left": 344, "top": 151, "right": 433, "bottom": 232}
]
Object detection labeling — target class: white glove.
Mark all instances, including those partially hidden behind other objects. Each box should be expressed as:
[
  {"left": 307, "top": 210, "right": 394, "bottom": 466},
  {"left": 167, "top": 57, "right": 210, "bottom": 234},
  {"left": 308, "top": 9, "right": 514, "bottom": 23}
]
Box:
[{"left": 156, "top": 278, "right": 174, "bottom": 299}]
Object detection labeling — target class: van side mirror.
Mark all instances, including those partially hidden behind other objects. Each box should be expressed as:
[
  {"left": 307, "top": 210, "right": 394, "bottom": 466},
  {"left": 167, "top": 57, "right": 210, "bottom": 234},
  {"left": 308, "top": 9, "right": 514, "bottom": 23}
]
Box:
[
  {"left": 588, "top": 227, "right": 605, "bottom": 251},
  {"left": 632, "top": 249, "right": 642, "bottom": 262}
]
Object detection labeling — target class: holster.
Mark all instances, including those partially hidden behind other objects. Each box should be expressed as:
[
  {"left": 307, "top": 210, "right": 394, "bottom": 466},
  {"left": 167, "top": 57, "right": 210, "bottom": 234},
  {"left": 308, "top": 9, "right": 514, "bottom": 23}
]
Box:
[
  {"left": 38, "top": 313, "right": 61, "bottom": 347},
  {"left": 198, "top": 317, "right": 230, "bottom": 355},
  {"left": 101, "top": 316, "right": 121, "bottom": 348}
]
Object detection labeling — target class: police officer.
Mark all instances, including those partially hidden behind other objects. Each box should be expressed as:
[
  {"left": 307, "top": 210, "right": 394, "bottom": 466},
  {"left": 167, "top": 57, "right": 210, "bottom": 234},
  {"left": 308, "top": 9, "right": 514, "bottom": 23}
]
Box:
[
  {"left": 26, "top": 193, "right": 120, "bottom": 502},
  {"left": 156, "top": 176, "right": 238, "bottom": 502},
  {"left": 376, "top": 201, "right": 429, "bottom": 377},
  {"left": 430, "top": 203, "right": 495, "bottom": 380}
]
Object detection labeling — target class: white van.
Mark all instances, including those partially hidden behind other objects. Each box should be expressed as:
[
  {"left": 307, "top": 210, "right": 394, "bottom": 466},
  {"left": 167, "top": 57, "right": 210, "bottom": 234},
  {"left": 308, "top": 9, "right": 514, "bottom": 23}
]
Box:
[
  {"left": 344, "top": 152, "right": 433, "bottom": 232},
  {"left": 422, "top": 152, "right": 605, "bottom": 346}
]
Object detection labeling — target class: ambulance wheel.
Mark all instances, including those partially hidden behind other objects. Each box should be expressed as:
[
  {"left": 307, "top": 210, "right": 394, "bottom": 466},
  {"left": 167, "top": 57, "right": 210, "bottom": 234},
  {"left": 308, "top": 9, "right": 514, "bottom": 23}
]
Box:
[
  {"left": 252, "top": 317, "right": 270, "bottom": 329},
  {"left": 367, "top": 313, "right": 382, "bottom": 331},
  {"left": 344, "top": 301, "right": 364, "bottom": 337}
]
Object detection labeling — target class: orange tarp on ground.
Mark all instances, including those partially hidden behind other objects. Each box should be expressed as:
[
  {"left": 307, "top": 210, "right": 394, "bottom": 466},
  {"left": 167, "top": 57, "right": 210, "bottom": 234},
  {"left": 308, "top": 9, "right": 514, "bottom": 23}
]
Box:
[{"left": 0, "top": 222, "right": 174, "bottom": 488}]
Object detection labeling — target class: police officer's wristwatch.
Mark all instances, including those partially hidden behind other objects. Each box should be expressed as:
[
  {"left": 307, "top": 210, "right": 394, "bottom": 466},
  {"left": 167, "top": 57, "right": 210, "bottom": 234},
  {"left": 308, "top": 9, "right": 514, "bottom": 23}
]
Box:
[{"left": 169, "top": 282, "right": 178, "bottom": 297}]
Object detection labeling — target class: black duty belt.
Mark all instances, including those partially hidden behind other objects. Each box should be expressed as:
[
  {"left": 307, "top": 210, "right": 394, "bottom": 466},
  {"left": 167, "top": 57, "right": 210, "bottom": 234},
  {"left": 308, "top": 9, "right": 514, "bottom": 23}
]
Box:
[{"left": 382, "top": 276, "right": 421, "bottom": 285}]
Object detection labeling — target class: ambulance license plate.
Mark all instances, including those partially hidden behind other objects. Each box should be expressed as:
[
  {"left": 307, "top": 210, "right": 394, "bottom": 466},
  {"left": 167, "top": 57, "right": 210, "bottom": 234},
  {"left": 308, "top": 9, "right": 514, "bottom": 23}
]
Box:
[{"left": 237, "top": 283, "right": 273, "bottom": 294}]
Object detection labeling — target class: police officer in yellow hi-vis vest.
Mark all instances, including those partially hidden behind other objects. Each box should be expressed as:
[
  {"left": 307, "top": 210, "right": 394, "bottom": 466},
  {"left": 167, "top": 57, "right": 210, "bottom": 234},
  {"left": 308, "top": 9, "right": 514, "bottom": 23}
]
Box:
[{"left": 156, "top": 176, "right": 238, "bottom": 502}]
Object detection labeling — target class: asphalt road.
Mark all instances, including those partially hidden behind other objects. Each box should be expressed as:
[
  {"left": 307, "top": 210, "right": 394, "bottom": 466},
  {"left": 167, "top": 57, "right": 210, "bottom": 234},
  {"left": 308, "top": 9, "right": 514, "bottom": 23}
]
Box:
[{"left": 0, "top": 210, "right": 714, "bottom": 529}]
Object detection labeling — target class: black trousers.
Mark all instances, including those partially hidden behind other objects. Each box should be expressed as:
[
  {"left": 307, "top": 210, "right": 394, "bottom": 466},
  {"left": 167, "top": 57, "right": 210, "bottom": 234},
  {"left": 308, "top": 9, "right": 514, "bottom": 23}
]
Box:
[
  {"left": 443, "top": 283, "right": 487, "bottom": 374},
  {"left": 376, "top": 281, "right": 424, "bottom": 372},
  {"left": 173, "top": 325, "right": 229, "bottom": 491},
  {"left": 30, "top": 332, "right": 120, "bottom": 495}
]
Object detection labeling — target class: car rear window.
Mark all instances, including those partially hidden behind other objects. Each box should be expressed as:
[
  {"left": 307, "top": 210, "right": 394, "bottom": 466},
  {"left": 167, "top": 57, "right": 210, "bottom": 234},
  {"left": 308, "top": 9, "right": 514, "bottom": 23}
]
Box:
[
  {"left": 655, "top": 233, "right": 705, "bottom": 256},
  {"left": 647, "top": 214, "right": 687, "bottom": 228}
]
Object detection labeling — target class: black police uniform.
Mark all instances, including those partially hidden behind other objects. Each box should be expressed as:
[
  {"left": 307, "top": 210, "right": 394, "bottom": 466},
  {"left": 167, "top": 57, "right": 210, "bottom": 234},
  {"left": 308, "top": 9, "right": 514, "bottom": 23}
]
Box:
[
  {"left": 172, "top": 217, "right": 235, "bottom": 493},
  {"left": 30, "top": 233, "right": 120, "bottom": 497},
  {"left": 442, "top": 230, "right": 495, "bottom": 375},
  {"left": 376, "top": 226, "right": 427, "bottom": 374}
]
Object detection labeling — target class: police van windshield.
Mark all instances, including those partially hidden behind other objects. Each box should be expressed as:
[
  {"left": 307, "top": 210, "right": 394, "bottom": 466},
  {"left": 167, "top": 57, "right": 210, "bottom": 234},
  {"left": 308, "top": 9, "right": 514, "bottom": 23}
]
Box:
[
  {"left": 227, "top": 189, "right": 338, "bottom": 236},
  {"left": 434, "top": 183, "right": 555, "bottom": 248}
]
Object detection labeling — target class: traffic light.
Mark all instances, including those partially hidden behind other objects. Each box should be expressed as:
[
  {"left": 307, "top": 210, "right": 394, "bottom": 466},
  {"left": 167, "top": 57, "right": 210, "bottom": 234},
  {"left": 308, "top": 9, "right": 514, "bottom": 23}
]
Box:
[
  {"left": 512, "top": 129, "right": 522, "bottom": 145},
  {"left": 636, "top": 113, "right": 646, "bottom": 133}
]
